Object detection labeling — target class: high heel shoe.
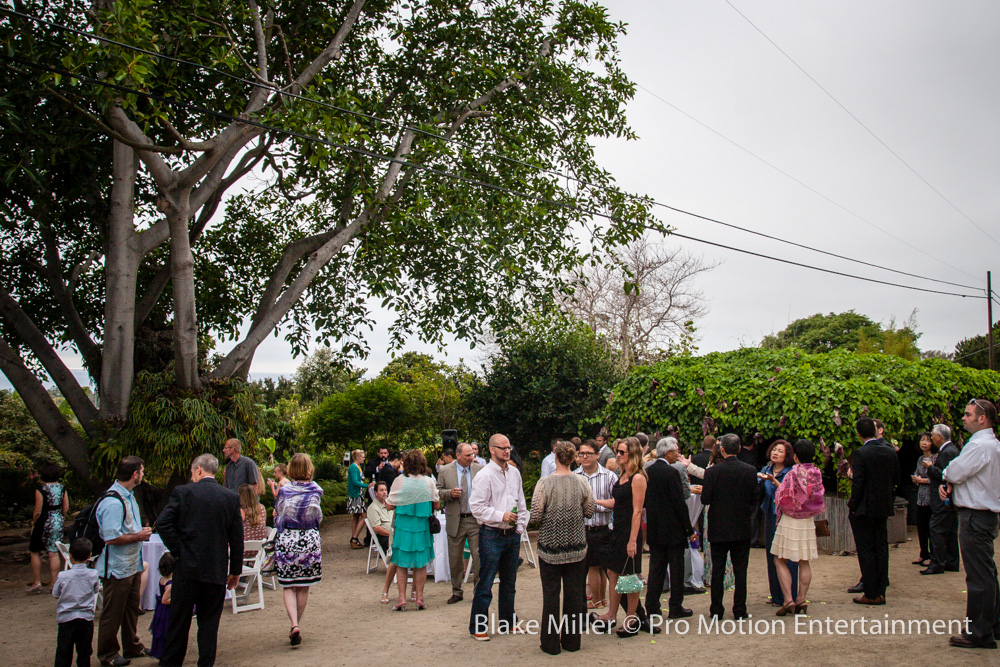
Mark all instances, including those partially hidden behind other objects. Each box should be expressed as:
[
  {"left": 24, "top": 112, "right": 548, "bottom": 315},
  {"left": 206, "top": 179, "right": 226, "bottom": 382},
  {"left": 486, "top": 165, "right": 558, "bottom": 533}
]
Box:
[
  {"left": 392, "top": 602, "right": 407, "bottom": 611},
  {"left": 775, "top": 602, "right": 795, "bottom": 617},
  {"left": 794, "top": 601, "right": 808, "bottom": 615},
  {"left": 289, "top": 626, "right": 301, "bottom": 646}
]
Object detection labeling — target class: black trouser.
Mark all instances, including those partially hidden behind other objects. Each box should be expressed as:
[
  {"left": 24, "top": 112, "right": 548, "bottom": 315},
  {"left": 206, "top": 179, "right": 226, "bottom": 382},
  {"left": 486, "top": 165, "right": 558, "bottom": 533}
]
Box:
[
  {"left": 55, "top": 618, "right": 93, "bottom": 667},
  {"left": 915, "top": 504, "right": 932, "bottom": 561},
  {"left": 709, "top": 540, "right": 750, "bottom": 619},
  {"left": 958, "top": 508, "right": 1000, "bottom": 645},
  {"left": 538, "top": 558, "right": 587, "bottom": 655},
  {"left": 929, "top": 495, "right": 959, "bottom": 570},
  {"left": 850, "top": 514, "right": 889, "bottom": 599},
  {"left": 645, "top": 544, "right": 686, "bottom": 617},
  {"left": 160, "top": 577, "right": 226, "bottom": 667}
]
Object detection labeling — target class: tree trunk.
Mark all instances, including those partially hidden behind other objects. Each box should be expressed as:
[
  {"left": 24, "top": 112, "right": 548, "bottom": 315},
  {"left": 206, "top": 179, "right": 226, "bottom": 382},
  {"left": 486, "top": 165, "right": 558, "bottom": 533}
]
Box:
[
  {"left": 166, "top": 197, "right": 201, "bottom": 391},
  {"left": 101, "top": 140, "right": 139, "bottom": 420},
  {"left": 0, "top": 337, "right": 96, "bottom": 492}
]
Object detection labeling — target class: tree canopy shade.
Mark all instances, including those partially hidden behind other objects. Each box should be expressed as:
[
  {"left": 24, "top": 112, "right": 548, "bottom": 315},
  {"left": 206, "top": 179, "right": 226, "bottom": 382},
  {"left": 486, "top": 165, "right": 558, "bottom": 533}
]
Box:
[
  {"left": 468, "top": 314, "right": 620, "bottom": 453},
  {"left": 0, "top": 0, "right": 662, "bottom": 486},
  {"left": 954, "top": 323, "right": 1000, "bottom": 370},
  {"left": 602, "top": 348, "right": 1000, "bottom": 460}
]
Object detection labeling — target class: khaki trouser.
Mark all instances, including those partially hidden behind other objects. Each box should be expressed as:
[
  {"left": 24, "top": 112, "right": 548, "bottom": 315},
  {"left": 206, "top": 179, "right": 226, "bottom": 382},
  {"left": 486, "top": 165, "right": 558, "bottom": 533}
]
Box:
[
  {"left": 98, "top": 572, "right": 144, "bottom": 664},
  {"left": 448, "top": 514, "right": 480, "bottom": 596}
]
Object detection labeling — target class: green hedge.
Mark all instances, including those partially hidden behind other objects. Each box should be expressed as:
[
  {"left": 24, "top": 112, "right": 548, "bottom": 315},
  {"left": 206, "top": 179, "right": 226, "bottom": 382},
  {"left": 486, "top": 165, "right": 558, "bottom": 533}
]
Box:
[{"left": 603, "top": 348, "right": 1000, "bottom": 455}]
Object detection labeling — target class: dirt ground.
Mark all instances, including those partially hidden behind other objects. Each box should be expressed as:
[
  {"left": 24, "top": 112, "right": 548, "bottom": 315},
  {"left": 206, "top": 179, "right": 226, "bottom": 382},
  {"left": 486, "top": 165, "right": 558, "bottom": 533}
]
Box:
[{"left": 1, "top": 516, "right": 998, "bottom": 667}]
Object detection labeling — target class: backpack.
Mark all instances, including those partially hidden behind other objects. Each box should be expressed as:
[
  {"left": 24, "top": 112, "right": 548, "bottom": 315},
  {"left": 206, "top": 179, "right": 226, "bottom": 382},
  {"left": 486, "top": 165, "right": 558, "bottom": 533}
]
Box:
[{"left": 73, "top": 490, "right": 127, "bottom": 575}]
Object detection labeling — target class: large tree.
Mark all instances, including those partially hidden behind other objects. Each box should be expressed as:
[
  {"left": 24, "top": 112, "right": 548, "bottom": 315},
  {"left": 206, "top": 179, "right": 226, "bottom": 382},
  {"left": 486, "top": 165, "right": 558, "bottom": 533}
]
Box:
[{"left": 1, "top": 0, "right": 662, "bottom": 486}]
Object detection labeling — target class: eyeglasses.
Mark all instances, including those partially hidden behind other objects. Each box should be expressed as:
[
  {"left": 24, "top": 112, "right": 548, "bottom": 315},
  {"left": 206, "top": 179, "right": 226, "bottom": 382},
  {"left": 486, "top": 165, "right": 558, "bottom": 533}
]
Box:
[
  {"left": 578, "top": 451, "right": 596, "bottom": 457},
  {"left": 616, "top": 449, "right": 628, "bottom": 456},
  {"left": 969, "top": 398, "right": 987, "bottom": 412}
]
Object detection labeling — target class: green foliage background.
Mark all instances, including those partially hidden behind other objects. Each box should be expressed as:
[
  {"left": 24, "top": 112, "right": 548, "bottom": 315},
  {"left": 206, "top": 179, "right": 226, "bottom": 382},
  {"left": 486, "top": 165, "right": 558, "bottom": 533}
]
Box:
[{"left": 603, "top": 348, "right": 1000, "bottom": 457}]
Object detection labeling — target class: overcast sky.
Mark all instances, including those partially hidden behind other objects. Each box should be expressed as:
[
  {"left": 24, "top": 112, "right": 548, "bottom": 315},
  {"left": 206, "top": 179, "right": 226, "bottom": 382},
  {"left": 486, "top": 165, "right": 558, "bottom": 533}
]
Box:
[
  {"left": 246, "top": 0, "right": 1000, "bottom": 375},
  {"left": 24, "top": 1, "right": 999, "bottom": 384}
]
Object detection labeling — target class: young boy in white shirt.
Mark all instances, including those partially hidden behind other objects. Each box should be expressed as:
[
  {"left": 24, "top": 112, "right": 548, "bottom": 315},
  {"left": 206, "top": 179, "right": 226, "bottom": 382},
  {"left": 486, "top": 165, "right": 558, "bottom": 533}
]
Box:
[{"left": 53, "top": 537, "right": 101, "bottom": 667}]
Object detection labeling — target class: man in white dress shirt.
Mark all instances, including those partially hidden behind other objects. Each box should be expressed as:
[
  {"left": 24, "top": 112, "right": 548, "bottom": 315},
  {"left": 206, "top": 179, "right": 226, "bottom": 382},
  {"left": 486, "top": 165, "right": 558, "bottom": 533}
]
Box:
[
  {"left": 468, "top": 433, "right": 527, "bottom": 641},
  {"left": 540, "top": 440, "right": 558, "bottom": 479},
  {"left": 943, "top": 398, "right": 1000, "bottom": 650}
]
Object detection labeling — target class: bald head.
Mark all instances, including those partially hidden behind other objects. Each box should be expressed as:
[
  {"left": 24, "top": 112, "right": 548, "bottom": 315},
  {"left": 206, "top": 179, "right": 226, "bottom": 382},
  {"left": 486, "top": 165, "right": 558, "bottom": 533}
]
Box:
[{"left": 223, "top": 438, "right": 242, "bottom": 462}]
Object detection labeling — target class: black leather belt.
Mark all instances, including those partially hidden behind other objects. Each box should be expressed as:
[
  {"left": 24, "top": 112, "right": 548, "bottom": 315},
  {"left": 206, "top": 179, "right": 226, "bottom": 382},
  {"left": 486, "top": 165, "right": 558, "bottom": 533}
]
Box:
[
  {"left": 460, "top": 513, "right": 473, "bottom": 518},
  {"left": 483, "top": 525, "right": 517, "bottom": 536},
  {"left": 586, "top": 525, "right": 610, "bottom": 532}
]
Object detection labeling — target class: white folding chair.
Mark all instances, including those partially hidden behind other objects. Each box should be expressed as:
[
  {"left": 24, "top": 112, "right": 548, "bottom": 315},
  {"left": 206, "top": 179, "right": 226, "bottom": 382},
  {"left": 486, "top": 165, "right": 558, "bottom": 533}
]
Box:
[
  {"left": 520, "top": 531, "right": 537, "bottom": 568},
  {"left": 365, "top": 518, "right": 390, "bottom": 573},
  {"left": 231, "top": 539, "right": 265, "bottom": 614},
  {"left": 55, "top": 542, "right": 72, "bottom": 570}
]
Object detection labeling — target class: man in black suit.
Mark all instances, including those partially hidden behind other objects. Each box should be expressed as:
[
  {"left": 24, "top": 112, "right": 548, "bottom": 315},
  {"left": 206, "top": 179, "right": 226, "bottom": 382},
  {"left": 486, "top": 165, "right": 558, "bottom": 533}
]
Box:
[
  {"left": 701, "top": 433, "right": 759, "bottom": 619},
  {"left": 923, "top": 423, "right": 961, "bottom": 574},
  {"left": 157, "top": 454, "right": 243, "bottom": 667},
  {"left": 849, "top": 417, "right": 900, "bottom": 605},
  {"left": 644, "top": 438, "right": 695, "bottom": 621}
]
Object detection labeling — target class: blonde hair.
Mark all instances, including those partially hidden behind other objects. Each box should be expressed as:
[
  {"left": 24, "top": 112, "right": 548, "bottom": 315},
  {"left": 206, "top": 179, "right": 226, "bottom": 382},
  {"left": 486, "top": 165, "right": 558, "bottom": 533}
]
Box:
[
  {"left": 351, "top": 449, "right": 365, "bottom": 463},
  {"left": 273, "top": 463, "right": 287, "bottom": 478},
  {"left": 287, "top": 453, "right": 314, "bottom": 481},
  {"left": 619, "top": 437, "right": 647, "bottom": 480},
  {"left": 238, "top": 484, "right": 263, "bottom": 527}
]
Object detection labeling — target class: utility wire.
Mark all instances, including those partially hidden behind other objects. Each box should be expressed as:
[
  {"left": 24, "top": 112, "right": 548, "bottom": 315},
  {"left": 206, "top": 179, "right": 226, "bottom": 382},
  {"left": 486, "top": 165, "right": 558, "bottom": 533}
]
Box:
[
  {"left": 1, "top": 52, "right": 988, "bottom": 302},
  {"left": 2, "top": 7, "right": 984, "bottom": 293},
  {"left": 636, "top": 82, "right": 979, "bottom": 283},
  {"left": 723, "top": 0, "right": 1000, "bottom": 249}
]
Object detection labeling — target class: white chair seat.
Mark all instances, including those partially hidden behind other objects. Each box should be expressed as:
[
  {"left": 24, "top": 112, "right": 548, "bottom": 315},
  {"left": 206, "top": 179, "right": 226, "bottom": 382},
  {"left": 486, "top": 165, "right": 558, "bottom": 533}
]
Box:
[{"left": 231, "top": 539, "right": 265, "bottom": 614}]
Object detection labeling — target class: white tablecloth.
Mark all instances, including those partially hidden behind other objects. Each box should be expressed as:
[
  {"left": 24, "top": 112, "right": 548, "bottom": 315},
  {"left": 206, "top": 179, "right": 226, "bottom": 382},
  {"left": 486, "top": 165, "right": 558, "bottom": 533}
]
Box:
[
  {"left": 432, "top": 512, "right": 451, "bottom": 583},
  {"left": 140, "top": 534, "right": 167, "bottom": 610}
]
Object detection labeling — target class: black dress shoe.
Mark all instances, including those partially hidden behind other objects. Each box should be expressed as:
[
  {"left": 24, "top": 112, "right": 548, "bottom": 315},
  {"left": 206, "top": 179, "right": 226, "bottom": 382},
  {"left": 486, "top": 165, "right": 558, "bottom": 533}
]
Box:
[
  {"left": 640, "top": 620, "right": 662, "bottom": 634},
  {"left": 102, "top": 658, "right": 131, "bottom": 667},
  {"left": 123, "top": 648, "right": 150, "bottom": 659},
  {"left": 668, "top": 607, "right": 694, "bottom": 619},
  {"left": 949, "top": 635, "right": 998, "bottom": 649},
  {"left": 847, "top": 581, "right": 864, "bottom": 594},
  {"left": 912, "top": 558, "right": 929, "bottom": 566},
  {"left": 921, "top": 566, "right": 945, "bottom": 575},
  {"left": 684, "top": 585, "right": 707, "bottom": 595}
]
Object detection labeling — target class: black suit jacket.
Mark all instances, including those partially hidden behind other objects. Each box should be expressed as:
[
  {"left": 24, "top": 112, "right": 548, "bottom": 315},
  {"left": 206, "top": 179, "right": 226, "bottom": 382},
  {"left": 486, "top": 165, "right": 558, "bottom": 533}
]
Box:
[
  {"left": 690, "top": 449, "right": 712, "bottom": 483},
  {"left": 157, "top": 477, "right": 243, "bottom": 585},
  {"left": 644, "top": 460, "right": 694, "bottom": 548},
  {"left": 926, "top": 441, "right": 959, "bottom": 510},
  {"left": 701, "top": 456, "right": 759, "bottom": 543},
  {"left": 848, "top": 440, "right": 900, "bottom": 518}
]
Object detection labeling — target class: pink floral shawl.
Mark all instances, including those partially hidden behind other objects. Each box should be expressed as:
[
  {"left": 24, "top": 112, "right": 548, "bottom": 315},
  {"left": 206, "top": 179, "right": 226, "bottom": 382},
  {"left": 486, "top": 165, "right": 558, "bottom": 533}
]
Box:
[{"left": 775, "top": 463, "right": 825, "bottom": 519}]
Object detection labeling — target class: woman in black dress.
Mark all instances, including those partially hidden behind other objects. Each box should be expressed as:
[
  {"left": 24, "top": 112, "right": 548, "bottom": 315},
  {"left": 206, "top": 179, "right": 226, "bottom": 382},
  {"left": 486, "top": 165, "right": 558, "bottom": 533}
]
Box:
[{"left": 592, "top": 437, "right": 647, "bottom": 637}]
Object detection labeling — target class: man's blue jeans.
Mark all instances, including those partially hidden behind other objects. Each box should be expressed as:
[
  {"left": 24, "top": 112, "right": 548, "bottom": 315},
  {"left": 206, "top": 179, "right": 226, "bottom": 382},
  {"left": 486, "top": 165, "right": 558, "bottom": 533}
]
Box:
[{"left": 469, "top": 526, "right": 520, "bottom": 635}]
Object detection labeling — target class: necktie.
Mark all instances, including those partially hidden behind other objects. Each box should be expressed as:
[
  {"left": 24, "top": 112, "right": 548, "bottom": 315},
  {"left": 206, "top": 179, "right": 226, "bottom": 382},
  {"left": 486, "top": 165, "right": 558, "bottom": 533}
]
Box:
[{"left": 460, "top": 466, "right": 470, "bottom": 513}]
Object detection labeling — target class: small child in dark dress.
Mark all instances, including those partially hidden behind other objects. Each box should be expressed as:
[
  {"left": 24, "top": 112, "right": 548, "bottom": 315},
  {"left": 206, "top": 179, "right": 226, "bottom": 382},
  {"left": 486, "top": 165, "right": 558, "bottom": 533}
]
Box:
[{"left": 148, "top": 552, "right": 175, "bottom": 659}]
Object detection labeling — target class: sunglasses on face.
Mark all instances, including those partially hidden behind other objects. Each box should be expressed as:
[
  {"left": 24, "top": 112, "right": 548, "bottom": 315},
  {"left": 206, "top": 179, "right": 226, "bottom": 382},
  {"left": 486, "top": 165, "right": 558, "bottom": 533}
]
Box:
[{"left": 616, "top": 449, "right": 628, "bottom": 456}]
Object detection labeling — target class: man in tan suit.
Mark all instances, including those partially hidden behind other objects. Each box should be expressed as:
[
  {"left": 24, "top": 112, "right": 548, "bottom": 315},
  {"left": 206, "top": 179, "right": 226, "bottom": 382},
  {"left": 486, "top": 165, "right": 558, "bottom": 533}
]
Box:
[{"left": 437, "top": 442, "right": 483, "bottom": 604}]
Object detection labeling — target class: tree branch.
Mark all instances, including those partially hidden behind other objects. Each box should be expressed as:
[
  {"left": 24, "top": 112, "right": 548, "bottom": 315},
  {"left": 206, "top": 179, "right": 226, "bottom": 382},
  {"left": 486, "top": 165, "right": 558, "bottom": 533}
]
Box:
[
  {"left": 0, "top": 336, "right": 95, "bottom": 489},
  {"left": 284, "top": 0, "right": 367, "bottom": 95},
  {"left": 107, "top": 107, "right": 177, "bottom": 188},
  {"left": 0, "top": 286, "right": 101, "bottom": 436}
]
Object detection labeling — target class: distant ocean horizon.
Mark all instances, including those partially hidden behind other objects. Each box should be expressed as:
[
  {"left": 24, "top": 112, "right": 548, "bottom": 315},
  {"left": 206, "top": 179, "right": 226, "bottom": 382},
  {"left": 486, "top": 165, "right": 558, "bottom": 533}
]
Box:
[{"left": 0, "top": 369, "right": 294, "bottom": 393}]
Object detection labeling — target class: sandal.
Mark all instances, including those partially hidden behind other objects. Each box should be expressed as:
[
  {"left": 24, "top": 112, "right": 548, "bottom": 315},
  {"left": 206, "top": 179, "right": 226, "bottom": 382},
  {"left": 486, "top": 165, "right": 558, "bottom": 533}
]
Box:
[
  {"left": 587, "top": 599, "right": 605, "bottom": 609},
  {"left": 393, "top": 602, "right": 406, "bottom": 611},
  {"left": 410, "top": 590, "right": 417, "bottom": 602},
  {"left": 350, "top": 538, "right": 363, "bottom": 549},
  {"left": 25, "top": 583, "right": 43, "bottom": 595},
  {"left": 289, "top": 626, "right": 301, "bottom": 646},
  {"left": 415, "top": 600, "right": 426, "bottom": 610},
  {"left": 380, "top": 592, "right": 390, "bottom": 604}
]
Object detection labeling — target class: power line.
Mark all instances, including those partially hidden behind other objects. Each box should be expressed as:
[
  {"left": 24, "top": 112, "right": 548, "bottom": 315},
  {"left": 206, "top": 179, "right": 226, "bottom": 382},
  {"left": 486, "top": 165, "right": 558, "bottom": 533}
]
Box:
[
  {"left": 2, "top": 52, "right": 988, "bottom": 303},
  {"left": 723, "top": 0, "right": 1000, "bottom": 250},
  {"left": 635, "top": 82, "right": 979, "bottom": 283},
  {"left": 3, "top": 6, "right": 984, "bottom": 294},
  {"left": 667, "top": 231, "right": 982, "bottom": 299}
]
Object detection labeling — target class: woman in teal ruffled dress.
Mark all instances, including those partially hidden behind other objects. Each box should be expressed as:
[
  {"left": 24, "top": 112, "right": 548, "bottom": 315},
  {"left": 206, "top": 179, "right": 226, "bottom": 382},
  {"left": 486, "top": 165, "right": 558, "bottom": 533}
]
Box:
[{"left": 385, "top": 449, "right": 439, "bottom": 611}]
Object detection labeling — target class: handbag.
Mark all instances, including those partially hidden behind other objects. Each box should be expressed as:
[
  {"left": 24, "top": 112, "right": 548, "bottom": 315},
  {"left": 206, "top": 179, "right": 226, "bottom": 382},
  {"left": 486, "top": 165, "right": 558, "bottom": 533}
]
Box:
[
  {"left": 614, "top": 557, "right": 644, "bottom": 594},
  {"left": 429, "top": 514, "right": 441, "bottom": 535},
  {"left": 814, "top": 519, "right": 830, "bottom": 538},
  {"left": 260, "top": 538, "right": 277, "bottom": 576}
]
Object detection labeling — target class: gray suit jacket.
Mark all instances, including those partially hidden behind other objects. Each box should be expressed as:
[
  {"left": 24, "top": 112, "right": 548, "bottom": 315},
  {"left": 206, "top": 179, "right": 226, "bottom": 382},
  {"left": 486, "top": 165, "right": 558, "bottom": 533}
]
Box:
[{"left": 436, "top": 460, "right": 483, "bottom": 537}]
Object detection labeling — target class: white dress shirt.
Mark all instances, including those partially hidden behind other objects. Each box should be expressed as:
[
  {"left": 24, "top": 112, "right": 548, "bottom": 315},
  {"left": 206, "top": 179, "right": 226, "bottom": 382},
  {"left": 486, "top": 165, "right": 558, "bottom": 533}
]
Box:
[
  {"left": 540, "top": 452, "right": 557, "bottom": 479},
  {"left": 469, "top": 460, "right": 528, "bottom": 533},
  {"left": 944, "top": 428, "right": 1000, "bottom": 512}
]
